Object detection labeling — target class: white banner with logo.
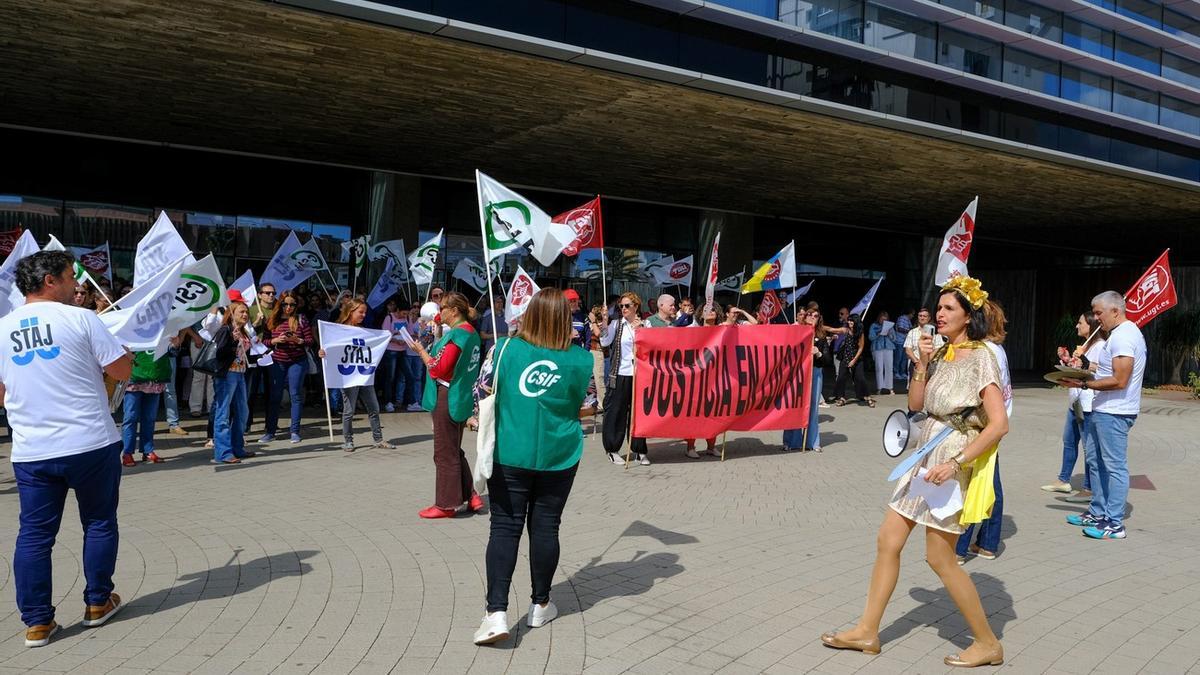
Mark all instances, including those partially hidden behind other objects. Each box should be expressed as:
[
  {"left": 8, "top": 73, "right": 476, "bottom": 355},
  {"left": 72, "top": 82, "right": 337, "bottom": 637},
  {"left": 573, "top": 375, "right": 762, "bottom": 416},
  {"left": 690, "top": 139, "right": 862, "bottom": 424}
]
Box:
[
  {"left": 135, "top": 212, "right": 195, "bottom": 287},
  {"left": 318, "top": 320, "right": 392, "bottom": 388},
  {"left": 504, "top": 265, "right": 540, "bottom": 328},
  {"left": 153, "top": 254, "right": 230, "bottom": 358},
  {"left": 0, "top": 230, "right": 39, "bottom": 318},
  {"left": 101, "top": 257, "right": 187, "bottom": 349}
]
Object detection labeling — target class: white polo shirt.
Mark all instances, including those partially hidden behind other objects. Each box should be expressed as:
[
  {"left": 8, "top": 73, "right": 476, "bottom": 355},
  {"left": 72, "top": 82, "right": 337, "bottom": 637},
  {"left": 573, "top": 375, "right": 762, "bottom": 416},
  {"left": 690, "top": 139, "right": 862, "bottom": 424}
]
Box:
[{"left": 1093, "top": 320, "right": 1146, "bottom": 416}]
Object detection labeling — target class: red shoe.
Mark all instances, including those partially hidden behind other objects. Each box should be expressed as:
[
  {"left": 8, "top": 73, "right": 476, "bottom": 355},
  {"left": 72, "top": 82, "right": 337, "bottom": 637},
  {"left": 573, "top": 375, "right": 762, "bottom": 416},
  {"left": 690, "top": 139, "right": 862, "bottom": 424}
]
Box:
[
  {"left": 121, "top": 454, "right": 136, "bottom": 467},
  {"left": 418, "top": 506, "right": 456, "bottom": 519},
  {"left": 468, "top": 492, "right": 485, "bottom": 512},
  {"left": 144, "top": 452, "right": 164, "bottom": 464}
]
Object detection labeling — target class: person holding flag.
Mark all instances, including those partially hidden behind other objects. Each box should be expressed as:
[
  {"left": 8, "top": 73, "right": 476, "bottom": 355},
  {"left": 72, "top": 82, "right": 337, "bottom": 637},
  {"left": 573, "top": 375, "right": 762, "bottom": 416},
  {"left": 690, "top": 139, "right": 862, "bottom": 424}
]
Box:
[
  {"left": 409, "top": 291, "right": 484, "bottom": 519},
  {"left": 316, "top": 298, "right": 397, "bottom": 452}
]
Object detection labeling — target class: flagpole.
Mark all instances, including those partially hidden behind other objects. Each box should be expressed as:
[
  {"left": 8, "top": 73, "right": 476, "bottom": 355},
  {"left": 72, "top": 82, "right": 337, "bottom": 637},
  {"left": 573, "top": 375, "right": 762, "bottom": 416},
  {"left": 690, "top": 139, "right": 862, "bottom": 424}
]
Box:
[
  {"left": 81, "top": 269, "right": 113, "bottom": 307},
  {"left": 317, "top": 322, "right": 335, "bottom": 442},
  {"left": 600, "top": 249, "right": 609, "bottom": 313},
  {"left": 314, "top": 273, "right": 336, "bottom": 305},
  {"left": 736, "top": 265, "right": 746, "bottom": 310},
  {"left": 479, "top": 201, "right": 501, "bottom": 348}
]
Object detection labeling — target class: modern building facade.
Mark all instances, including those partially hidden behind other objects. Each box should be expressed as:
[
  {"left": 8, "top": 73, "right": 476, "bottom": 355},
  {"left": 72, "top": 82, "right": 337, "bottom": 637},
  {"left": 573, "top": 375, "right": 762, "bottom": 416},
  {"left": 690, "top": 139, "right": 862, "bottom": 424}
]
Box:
[{"left": 0, "top": 0, "right": 1196, "bottom": 378}]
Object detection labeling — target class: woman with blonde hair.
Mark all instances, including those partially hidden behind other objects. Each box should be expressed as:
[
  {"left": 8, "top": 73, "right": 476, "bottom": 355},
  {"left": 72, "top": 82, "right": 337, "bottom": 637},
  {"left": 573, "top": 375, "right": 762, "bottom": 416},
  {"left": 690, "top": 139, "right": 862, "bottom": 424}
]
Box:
[
  {"left": 600, "top": 291, "right": 647, "bottom": 465},
  {"left": 317, "top": 298, "right": 395, "bottom": 452},
  {"left": 821, "top": 277, "right": 1007, "bottom": 667},
  {"left": 263, "top": 290, "right": 313, "bottom": 444},
  {"left": 211, "top": 301, "right": 255, "bottom": 464},
  {"left": 409, "top": 291, "right": 484, "bottom": 518},
  {"left": 473, "top": 288, "right": 593, "bottom": 645}
]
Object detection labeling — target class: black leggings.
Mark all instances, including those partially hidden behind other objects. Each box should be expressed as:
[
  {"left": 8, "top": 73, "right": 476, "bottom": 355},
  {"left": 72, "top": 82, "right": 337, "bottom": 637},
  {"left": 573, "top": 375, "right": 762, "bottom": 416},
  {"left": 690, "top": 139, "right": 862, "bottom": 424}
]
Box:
[
  {"left": 485, "top": 462, "right": 578, "bottom": 612},
  {"left": 833, "top": 359, "right": 869, "bottom": 401},
  {"left": 601, "top": 375, "right": 648, "bottom": 456}
]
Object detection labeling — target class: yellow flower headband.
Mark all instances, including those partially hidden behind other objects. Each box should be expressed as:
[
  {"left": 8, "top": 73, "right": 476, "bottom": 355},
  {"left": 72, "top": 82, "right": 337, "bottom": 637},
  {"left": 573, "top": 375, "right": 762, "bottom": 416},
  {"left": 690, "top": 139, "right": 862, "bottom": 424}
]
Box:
[{"left": 941, "top": 275, "right": 988, "bottom": 310}]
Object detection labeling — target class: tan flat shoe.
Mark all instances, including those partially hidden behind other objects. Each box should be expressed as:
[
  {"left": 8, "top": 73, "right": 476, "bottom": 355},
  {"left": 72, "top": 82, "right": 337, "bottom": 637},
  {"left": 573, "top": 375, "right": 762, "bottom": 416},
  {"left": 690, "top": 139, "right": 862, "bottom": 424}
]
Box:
[
  {"left": 944, "top": 644, "right": 1003, "bottom": 667},
  {"left": 820, "top": 632, "right": 881, "bottom": 655}
]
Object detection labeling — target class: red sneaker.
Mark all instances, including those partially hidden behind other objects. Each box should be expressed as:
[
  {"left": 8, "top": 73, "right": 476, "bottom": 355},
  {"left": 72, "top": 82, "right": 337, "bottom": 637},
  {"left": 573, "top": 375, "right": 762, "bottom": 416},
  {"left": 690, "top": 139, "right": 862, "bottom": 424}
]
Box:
[
  {"left": 418, "top": 506, "right": 456, "bottom": 519},
  {"left": 468, "top": 492, "right": 485, "bottom": 512},
  {"left": 121, "top": 454, "right": 136, "bottom": 467},
  {"left": 144, "top": 452, "right": 164, "bottom": 464}
]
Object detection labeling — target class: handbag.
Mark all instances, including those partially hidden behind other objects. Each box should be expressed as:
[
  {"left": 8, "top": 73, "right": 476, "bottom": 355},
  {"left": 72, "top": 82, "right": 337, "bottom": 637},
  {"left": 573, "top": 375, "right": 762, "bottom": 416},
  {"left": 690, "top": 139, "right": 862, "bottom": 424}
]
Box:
[
  {"left": 193, "top": 327, "right": 234, "bottom": 375},
  {"left": 473, "top": 337, "right": 514, "bottom": 489}
]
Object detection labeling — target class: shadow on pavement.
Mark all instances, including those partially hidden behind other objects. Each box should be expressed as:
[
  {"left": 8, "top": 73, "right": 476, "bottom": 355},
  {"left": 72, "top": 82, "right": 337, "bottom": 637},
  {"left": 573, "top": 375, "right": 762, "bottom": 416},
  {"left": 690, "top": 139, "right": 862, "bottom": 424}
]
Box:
[{"left": 879, "top": 573, "right": 1014, "bottom": 648}]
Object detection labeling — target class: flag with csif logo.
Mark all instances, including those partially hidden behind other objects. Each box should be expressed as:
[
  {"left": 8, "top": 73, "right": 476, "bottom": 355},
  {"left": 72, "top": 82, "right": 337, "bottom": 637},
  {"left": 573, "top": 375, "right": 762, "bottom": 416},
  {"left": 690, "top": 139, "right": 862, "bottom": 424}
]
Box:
[
  {"left": 408, "top": 230, "right": 443, "bottom": 286},
  {"left": 260, "top": 231, "right": 316, "bottom": 294},
  {"left": 152, "top": 254, "right": 229, "bottom": 358},
  {"left": 317, "top": 320, "right": 391, "bottom": 388},
  {"left": 504, "top": 266, "right": 540, "bottom": 328},
  {"left": 100, "top": 256, "right": 187, "bottom": 350},
  {"left": 1124, "top": 249, "right": 1177, "bottom": 328},
  {"left": 934, "top": 196, "right": 978, "bottom": 287},
  {"left": 477, "top": 170, "right": 575, "bottom": 266}
]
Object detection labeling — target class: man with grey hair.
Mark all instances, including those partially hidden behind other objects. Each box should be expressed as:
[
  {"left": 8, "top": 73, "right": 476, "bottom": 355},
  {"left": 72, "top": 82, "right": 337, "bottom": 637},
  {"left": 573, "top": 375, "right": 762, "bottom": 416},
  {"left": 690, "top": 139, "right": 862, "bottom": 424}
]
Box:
[
  {"left": 645, "top": 294, "right": 677, "bottom": 328},
  {"left": 1063, "top": 290, "right": 1145, "bottom": 540}
]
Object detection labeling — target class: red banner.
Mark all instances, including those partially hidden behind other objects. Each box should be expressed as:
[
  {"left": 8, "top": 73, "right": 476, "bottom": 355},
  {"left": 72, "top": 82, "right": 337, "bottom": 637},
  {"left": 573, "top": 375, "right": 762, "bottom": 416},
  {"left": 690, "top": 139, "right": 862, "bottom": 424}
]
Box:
[
  {"left": 632, "top": 324, "right": 812, "bottom": 438},
  {"left": 554, "top": 197, "right": 603, "bottom": 256},
  {"left": 1124, "top": 249, "right": 1176, "bottom": 328},
  {"left": 0, "top": 228, "right": 23, "bottom": 257}
]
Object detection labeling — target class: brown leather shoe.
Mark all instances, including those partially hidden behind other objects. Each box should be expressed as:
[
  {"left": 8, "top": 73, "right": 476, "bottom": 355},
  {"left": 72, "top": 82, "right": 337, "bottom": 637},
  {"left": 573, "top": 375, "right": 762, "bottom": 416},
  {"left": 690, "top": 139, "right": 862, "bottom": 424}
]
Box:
[
  {"left": 24, "top": 621, "right": 60, "bottom": 647},
  {"left": 82, "top": 592, "right": 122, "bottom": 627},
  {"left": 945, "top": 644, "right": 1003, "bottom": 667},
  {"left": 820, "top": 631, "right": 881, "bottom": 655}
]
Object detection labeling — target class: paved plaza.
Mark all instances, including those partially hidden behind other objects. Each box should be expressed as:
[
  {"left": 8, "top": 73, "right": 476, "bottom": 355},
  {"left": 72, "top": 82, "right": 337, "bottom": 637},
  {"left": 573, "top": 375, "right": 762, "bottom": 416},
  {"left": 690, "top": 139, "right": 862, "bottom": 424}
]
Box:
[{"left": 0, "top": 386, "right": 1197, "bottom": 674}]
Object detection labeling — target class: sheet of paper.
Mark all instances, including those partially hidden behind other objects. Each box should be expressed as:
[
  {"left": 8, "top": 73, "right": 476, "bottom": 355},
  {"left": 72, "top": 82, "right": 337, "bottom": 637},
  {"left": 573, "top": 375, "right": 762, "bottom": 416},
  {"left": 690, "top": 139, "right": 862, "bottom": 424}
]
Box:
[
  {"left": 909, "top": 467, "right": 964, "bottom": 520},
  {"left": 256, "top": 352, "right": 273, "bottom": 367},
  {"left": 249, "top": 340, "right": 269, "bottom": 356},
  {"left": 880, "top": 320, "right": 896, "bottom": 337},
  {"left": 397, "top": 325, "right": 418, "bottom": 348}
]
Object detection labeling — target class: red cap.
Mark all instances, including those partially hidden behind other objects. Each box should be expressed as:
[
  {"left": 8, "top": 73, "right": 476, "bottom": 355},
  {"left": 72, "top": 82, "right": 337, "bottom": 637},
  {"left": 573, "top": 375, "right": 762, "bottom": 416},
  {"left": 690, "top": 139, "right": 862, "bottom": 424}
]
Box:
[
  {"left": 563, "top": 289, "right": 580, "bottom": 302},
  {"left": 228, "top": 289, "right": 247, "bottom": 303}
]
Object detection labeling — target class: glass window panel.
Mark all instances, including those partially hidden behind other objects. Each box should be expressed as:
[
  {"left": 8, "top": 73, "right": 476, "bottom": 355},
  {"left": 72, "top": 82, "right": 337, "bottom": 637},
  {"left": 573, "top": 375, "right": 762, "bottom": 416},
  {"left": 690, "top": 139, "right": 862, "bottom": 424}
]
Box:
[
  {"left": 1112, "top": 0, "right": 1162, "bottom": 29},
  {"left": 1061, "top": 65, "right": 1112, "bottom": 110},
  {"left": 237, "top": 216, "right": 311, "bottom": 259},
  {"left": 1059, "top": 127, "right": 1111, "bottom": 160},
  {"left": 1163, "top": 9, "right": 1200, "bottom": 46},
  {"left": 865, "top": 4, "right": 937, "bottom": 61},
  {"left": 312, "top": 223, "right": 351, "bottom": 265},
  {"left": 809, "top": 66, "right": 874, "bottom": 107},
  {"left": 1113, "top": 79, "right": 1159, "bottom": 122},
  {"left": 183, "top": 212, "right": 237, "bottom": 261},
  {"left": 707, "top": 0, "right": 775, "bottom": 17},
  {"left": 778, "top": 57, "right": 814, "bottom": 95},
  {"left": 790, "top": 0, "right": 865, "bottom": 41},
  {"left": 1003, "top": 47, "right": 1060, "bottom": 95},
  {"left": 564, "top": 5, "right": 680, "bottom": 67},
  {"left": 64, "top": 202, "right": 150, "bottom": 252},
  {"left": 1063, "top": 18, "right": 1113, "bottom": 59},
  {"left": 870, "top": 81, "right": 935, "bottom": 120},
  {"left": 1111, "top": 138, "right": 1158, "bottom": 171},
  {"left": 1003, "top": 0, "right": 1062, "bottom": 41},
  {"left": 1162, "top": 51, "right": 1200, "bottom": 89},
  {"left": 940, "top": 0, "right": 1002, "bottom": 22},
  {"left": 0, "top": 195, "right": 62, "bottom": 241},
  {"left": 679, "top": 27, "right": 773, "bottom": 84},
  {"left": 1115, "top": 35, "right": 1160, "bottom": 75},
  {"left": 938, "top": 28, "right": 1002, "bottom": 80},
  {"left": 1002, "top": 110, "right": 1059, "bottom": 148},
  {"left": 1160, "top": 95, "right": 1200, "bottom": 135},
  {"left": 1158, "top": 147, "right": 1200, "bottom": 180}
]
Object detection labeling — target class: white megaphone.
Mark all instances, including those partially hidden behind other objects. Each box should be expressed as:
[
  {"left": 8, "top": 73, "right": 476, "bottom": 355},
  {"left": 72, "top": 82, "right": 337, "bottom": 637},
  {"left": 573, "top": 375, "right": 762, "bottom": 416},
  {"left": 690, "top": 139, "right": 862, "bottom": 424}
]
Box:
[{"left": 882, "top": 409, "right": 926, "bottom": 458}]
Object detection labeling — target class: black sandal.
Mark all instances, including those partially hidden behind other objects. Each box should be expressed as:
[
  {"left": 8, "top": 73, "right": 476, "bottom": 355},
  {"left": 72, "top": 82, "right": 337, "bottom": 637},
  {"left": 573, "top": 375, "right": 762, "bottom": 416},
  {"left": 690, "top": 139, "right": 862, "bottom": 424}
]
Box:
[{"left": 834, "top": 398, "right": 847, "bottom": 407}]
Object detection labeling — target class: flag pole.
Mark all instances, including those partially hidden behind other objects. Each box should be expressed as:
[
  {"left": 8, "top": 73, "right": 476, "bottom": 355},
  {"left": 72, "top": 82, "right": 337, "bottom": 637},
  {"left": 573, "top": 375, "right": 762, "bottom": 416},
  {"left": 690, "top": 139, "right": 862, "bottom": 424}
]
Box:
[
  {"left": 316, "top": 322, "right": 335, "bottom": 441},
  {"left": 624, "top": 341, "right": 636, "bottom": 471},
  {"left": 736, "top": 265, "right": 746, "bottom": 310},
  {"left": 477, "top": 188, "right": 501, "bottom": 349},
  {"left": 81, "top": 269, "right": 113, "bottom": 307},
  {"left": 720, "top": 431, "right": 727, "bottom": 462},
  {"left": 314, "top": 273, "right": 336, "bottom": 305},
  {"left": 600, "top": 249, "right": 609, "bottom": 312}
]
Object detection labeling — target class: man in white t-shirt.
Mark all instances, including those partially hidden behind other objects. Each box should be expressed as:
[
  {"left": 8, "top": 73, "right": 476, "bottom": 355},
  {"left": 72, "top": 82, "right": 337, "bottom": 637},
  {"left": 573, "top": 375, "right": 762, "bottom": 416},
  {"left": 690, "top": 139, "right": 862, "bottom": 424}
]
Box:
[
  {"left": 1062, "top": 290, "right": 1145, "bottom": 541},
  {"left": 904, "top": 307, "right": 944, "bottom": 364},
  {"left": 0, "top": 251, "right": 133, "bottom": 647}
]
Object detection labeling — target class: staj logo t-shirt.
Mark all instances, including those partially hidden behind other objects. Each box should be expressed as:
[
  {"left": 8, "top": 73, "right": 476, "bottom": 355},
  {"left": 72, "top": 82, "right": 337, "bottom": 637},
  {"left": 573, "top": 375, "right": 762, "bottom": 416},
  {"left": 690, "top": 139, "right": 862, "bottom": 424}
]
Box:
[{"left": 0, "top": 302, "right": 126, "bottom": 462}]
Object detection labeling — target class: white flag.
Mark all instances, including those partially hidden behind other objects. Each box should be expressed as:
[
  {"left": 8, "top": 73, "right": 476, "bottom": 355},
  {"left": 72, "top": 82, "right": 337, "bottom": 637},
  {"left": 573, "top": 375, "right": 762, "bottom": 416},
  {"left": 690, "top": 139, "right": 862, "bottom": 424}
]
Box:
[
  {"left": 850, "top": 278, "right": 884, "bottom": 319},
  {"left": 70, "top": 243, "right": 113, "bottom": 283},
  {"left": 665, "top": 255, "right": 694, "bottom": 287},
  {"left": 44, "top": 235, "right": 66, "bottom": 252},
  {"left": 292, "top": 237, "right": 331, "bottom": 274},
  {"left": 318, "top": 320, "right": 392, "bottom": 388},
  {"left": 785, "top": 278, "right": 815, "bottom": 305},
  {"left": 135, "top": 212, "right": 194, "bottom": 287},
  {"left": 504, "top": 266, "right": 540, "bottom": 326},
  {"left": 230, "top": 269, "right": 257, "bottom": 307},
  {"left": 641, "top": 255, "right": 674, "bottom": 284},
  {"left": 0, "top": 231, "right": 40, "bottom": 317},
  {"left": 153, "top": 254, "right": 230, "bottom": 358},
  {"left": 369, "top": 239, "right": 410, "bottom": 282},
  {"left": 408, "top": 229, "right": 443, "bottom": 286},
  {"left": 101, "top": 257, "right": 187, "bottom": 350},
  {"left": 477, "top": 170, "right": 574, "bottom": 266},
  {"left": 934, "top": 197, "right": 978, "bottom": 287},
  {"left": 704, "top": 234, "right": 720, "bottom": 312},
  {"left": 367, "top": 259, "right": 405, "bottom": 309},
  {"left": 260, "top": 231, "right": 315, "bottom": 294},
  {"left": 342, "top": 235, "right": 371, "bottom": 272},
  {"left": 453, "top": 258, "right": 488, "bottom": 294},
  {"left": 717, "top": 271, "right": 744, "bottom": 292}
]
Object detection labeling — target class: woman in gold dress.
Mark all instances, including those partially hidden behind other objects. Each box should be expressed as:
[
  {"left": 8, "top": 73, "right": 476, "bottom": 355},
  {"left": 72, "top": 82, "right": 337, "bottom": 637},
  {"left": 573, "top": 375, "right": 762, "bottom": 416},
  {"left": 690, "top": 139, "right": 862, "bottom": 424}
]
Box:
[{"left": 821, "top": 277, "right": 1008, "bottom": 668}]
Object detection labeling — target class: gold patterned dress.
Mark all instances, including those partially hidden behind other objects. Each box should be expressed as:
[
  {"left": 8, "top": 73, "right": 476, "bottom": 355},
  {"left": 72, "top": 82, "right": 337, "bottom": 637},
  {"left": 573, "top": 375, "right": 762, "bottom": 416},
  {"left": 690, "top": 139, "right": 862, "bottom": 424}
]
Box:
[{"left": 888, "top": 345, "right": 1001, "bottom": 534}]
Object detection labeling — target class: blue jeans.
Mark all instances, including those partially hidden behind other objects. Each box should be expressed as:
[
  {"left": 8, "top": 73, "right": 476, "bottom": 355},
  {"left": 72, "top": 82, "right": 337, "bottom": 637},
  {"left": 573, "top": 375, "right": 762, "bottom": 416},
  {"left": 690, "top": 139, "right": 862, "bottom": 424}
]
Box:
[
  {"left": 267, "top": 360, "right": 307, "bottom": 435},
  {"left": 1059, "top": 409, "right": 1092, "bottom": 490},
  {"left": 13, "top": 441, "right": 122, "bottom": 626},
  {"left": 377, "top": 351, "right": 401, "bottom": 405},
  {"left": 164, "top": 356, "right": 180, "bottom": 428},
  {"left": 1084, "top": 412, "right": 1135, "bottom": 526},
  {"left": 213, "top": 371, "right": 249, "bottom": 462},
  {"left": 783, "top": 367, "right": 823, "bottom": 449},
  {"left": 957, "top": 458, "right": 1004, "bottom": 555},
  {"left": 401, "top": 353, "right": 424, "bottom": 406},
  {"left": 893, "top": 346, "right": 908, "bottom": 381},
  {"left": 122, "top": 391, "right": 160, "bottom": 457}
]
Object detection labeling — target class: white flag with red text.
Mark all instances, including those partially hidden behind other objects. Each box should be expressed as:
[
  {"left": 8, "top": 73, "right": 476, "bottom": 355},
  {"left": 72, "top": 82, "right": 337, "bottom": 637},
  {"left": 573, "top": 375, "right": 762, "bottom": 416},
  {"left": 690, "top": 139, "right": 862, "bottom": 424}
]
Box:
[{"left": 934, "top": 197, "right": 978, "bottom": 287}]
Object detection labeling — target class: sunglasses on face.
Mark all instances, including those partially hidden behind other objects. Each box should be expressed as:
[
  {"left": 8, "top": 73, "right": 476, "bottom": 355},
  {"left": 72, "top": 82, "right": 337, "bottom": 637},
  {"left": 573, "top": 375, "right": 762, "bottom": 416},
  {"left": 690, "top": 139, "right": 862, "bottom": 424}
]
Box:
[
  {"left": 261, "top": 290, "right": 276, "bottom": 296},
  {"left": 282, "top": 302, "right": 297, "bottom": 307},
  {"left": 620, "top": 303, "right": 635, "bottom": 309}
]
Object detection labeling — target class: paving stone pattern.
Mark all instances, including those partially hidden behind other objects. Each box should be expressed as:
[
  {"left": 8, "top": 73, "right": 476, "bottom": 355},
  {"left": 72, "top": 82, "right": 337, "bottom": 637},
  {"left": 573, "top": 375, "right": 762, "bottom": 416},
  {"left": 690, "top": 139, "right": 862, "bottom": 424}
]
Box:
[{"left": 0, "top": 387, "right": 1197, "bottom": 674}]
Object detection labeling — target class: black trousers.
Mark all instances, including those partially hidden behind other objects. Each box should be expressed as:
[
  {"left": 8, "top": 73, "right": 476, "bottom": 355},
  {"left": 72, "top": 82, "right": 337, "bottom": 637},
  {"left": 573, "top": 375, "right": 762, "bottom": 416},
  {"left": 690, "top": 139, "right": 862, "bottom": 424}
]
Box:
[
  {"left": 485, "top": 462, "right": 578, "bottom": 612},
  {"left": 243, "top": 366, "right": 274, "bottom": 431},
  {"left": 601, "top": 375, "right": 647, "bottom": 456},
  {"left": 833, "top": 359, "right": 869, "bottom": 401}
]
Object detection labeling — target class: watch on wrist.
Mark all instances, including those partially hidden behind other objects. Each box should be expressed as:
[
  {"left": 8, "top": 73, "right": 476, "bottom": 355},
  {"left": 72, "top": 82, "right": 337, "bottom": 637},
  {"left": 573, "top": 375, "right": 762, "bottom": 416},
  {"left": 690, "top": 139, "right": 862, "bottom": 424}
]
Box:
[{"left": 1081, "top": 381, "right": 1089, "bottom": 390}]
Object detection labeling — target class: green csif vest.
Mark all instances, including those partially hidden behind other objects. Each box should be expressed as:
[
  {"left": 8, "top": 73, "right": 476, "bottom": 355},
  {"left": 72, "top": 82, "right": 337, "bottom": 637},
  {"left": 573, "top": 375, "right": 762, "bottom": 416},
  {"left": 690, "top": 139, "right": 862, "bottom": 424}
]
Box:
[{"left": 422, "top": 323, "right": 482, "bottom": 423}]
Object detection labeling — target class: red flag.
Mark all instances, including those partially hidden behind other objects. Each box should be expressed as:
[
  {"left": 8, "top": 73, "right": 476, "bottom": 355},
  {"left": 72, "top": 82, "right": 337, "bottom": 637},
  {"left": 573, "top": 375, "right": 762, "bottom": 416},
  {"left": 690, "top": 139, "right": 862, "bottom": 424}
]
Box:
[
  {"left": 553, "top": 197, "right": 603, "bottom": 256},
  {"left": 758, "top": 290, "right": 782, "bottom": 322},
  {"left": 633, "top": 324, "right": 813, "bottom": 437},
  {"left": 1124, "top": 249, "right": 1177, "bottom": 328},
  {"left": 704, "top": 233, "right": 720, "bottom": 311},
  {"left": 0, "top": 228, "right": 23, "bottom": 257}
]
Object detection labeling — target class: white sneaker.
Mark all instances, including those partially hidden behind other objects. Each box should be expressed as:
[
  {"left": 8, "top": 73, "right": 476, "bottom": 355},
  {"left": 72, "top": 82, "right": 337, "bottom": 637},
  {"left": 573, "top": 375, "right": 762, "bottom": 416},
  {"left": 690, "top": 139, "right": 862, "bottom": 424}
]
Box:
[
  {"left": 637, "top": 453, "right": 650, "bottom": 466},
  {"left": 527, "top": 601, "right": 558, "bottom": 628},
  {"left": 385, "top": 402, "right": 395, "bottom": 413},
  {"left": 406, "top": 403, "right": 424, "bottom": 412},
  {"left": 473, "top": 611, "right": 510, "bottom": 645},
  {"left": 607, "top": 452, "right": 626, "bottom": 466},
  {"left": 685, "top": 448, "right": 701, "bottom": 459}
]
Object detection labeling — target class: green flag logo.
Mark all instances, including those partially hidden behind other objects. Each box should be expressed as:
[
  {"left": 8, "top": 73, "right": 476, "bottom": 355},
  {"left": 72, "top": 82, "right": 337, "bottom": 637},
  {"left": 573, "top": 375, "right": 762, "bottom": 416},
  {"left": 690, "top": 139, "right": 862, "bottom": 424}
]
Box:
[
  {"left": 485, "top": 200, "right": 531, "bottom": 251},
  {"left": 176, "top": 274, "right": 221, "bottom": 313}
]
